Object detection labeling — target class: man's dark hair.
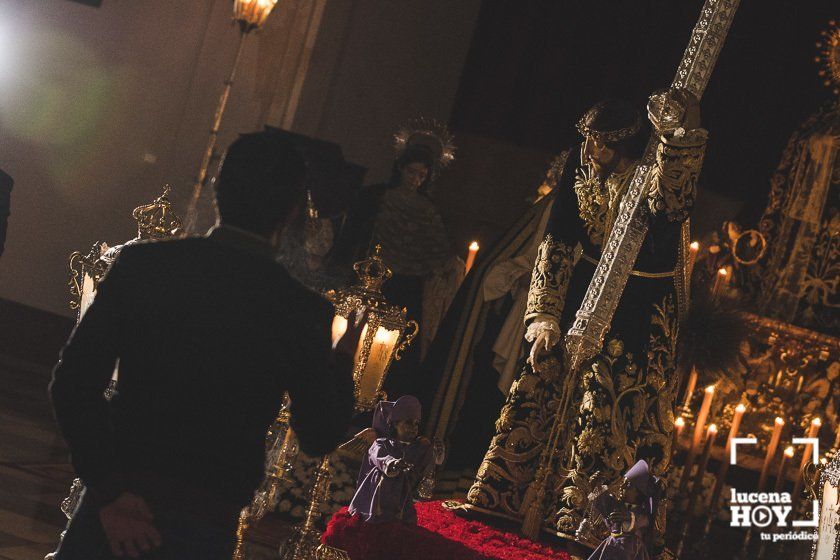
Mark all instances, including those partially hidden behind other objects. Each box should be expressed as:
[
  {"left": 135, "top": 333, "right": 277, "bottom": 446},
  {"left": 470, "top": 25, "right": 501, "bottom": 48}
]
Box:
[{"left": 214, "top": 131, "right": 307, "bottom": 235}]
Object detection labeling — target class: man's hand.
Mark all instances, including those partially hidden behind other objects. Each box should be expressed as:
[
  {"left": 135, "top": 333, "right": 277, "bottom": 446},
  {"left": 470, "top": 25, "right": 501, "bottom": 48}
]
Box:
[
  {"left": 98, "top": 492, "right": 162, "bottom": 558},
  {"left": 334, "top": 309, "right": 366, "bottom": 357}
]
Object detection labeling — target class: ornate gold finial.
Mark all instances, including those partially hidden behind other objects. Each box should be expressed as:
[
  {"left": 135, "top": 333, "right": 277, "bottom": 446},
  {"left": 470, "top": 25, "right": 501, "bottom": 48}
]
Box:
[
  {"left": 132, "top": 184, "right": 182, "bottom": 240},
  {"left": 353, "top": 245, "right": 393, "bottom": 293},
  {"left": 816, "top": 20, "right": 840, "bottom": 95}
]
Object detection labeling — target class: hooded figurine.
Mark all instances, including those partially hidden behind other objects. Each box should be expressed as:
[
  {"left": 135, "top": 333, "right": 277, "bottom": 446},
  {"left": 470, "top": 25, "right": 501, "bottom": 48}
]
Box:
[
  {"left": 587, "top": 459, "right": 661, "bottom": 560},
  {"left": 348, "top": 395, "right": 436, "bottom": 524}
]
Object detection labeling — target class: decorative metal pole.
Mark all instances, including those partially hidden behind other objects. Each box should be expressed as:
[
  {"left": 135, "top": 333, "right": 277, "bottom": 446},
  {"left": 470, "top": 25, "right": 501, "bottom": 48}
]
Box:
[{"left": 183, "top": 0, "right": 280, "bottom": 234}]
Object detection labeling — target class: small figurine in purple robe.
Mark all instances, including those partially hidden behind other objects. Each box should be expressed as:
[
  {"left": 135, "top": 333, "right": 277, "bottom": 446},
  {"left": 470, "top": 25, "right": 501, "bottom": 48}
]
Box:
[
  {"left": 587, "top": 459, "right": 661, "bottom": 560},
  {"left": 348, "top": 395, "right": 440, "bottom": 524}
]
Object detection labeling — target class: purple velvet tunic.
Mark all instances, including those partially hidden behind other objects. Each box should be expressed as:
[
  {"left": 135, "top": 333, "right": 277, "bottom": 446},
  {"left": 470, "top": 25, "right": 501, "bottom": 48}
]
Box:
[{"left": 348, "top": 437, "right": 433, "bottom": 524}]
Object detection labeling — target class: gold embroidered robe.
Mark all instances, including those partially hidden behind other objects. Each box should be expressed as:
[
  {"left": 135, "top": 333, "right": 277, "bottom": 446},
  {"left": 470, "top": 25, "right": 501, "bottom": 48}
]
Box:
[{"left": 464, "top": 129, "right": 707, "bottom": 550}]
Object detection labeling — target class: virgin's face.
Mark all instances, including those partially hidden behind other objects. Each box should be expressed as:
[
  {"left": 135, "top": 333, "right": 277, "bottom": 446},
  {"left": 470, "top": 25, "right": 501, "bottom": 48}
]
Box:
[
  {"left": 582, "top": 136, "right": 617, "bottom": 175},
  {"left": 400, "top": 162, "right": 430, "bottom": 191}
]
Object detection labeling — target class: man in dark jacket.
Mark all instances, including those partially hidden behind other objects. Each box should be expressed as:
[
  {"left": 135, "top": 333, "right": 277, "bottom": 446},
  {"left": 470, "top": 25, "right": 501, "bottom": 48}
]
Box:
[
  {"left": 0, "top": 168, "right": 12, "bottom": 257},
  {"left": 50, "top": 132, "right": 358, "bottom": 559}
]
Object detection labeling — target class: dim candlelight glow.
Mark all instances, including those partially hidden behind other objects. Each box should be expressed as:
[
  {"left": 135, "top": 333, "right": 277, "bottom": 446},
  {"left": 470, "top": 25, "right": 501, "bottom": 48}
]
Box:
[
  {"left": 465, "top": 241, "right": 480, "bottom": 274},
  {"left": 712, "top": 267, "right": 728, "bottom": 296}
]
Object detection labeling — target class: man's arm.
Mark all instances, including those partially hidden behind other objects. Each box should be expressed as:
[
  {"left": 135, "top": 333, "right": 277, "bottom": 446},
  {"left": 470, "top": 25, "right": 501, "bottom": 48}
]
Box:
[
  {"left": 286, "top": 297, "right": 355, "bottom": 457},
  {"left": 49, "top": 250, "right": 131, "bottom": 500}
]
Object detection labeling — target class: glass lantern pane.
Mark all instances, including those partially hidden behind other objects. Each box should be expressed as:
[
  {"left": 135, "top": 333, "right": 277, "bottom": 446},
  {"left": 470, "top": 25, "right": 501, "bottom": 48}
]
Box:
[
  {"left": 79, "top": 272, "right": 97, "bottom": 319},
  {"left": 331, "top": 315, "right": 348, "bottom": 348},
  {"left": 357, "top": 326, "right": 400, "bottom": 406}
]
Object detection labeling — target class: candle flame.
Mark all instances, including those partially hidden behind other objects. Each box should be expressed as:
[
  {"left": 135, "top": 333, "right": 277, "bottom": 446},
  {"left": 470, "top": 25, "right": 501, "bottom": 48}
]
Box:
[
  {"left": 784, "top": 446, "right": 795, "bottom": 458},
  {"left": 675, "top": 417, "right": 685, "bottom": 428},
  {"left": 690, "top": 241, "right": 700, "bottom": 251},
  {"left": 736, "top": 403, "right": 747, "bottom": 413},
  {"left": 705, "top": 385, "right": 715, "bottom": 393},
  {"left": 775, "top": 417, "right": 785, "bottom": 426},
  {"left": 821, "top": 457, "right": 828, "bottom": 465},
  {"left": 469, "top": 241, "right": 480, "bottom": 251},
  {"left": 708, "top": 423, "right": 718, "bottom": 434},
  {"left": 812, "top": 417, "right": 822, "bottom": 426},
  {"left": 718, "top": 267, "right": 728, "bottom": 277}
]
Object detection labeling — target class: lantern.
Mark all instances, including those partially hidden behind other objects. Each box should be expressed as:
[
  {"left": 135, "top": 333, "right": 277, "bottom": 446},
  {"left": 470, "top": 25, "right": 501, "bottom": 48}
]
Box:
[
  {"left": 233, "top": 0, "right": 279, "bottom": 32},
  {"left": 328, "top": 245, "right": 419, "bottom": 411}
]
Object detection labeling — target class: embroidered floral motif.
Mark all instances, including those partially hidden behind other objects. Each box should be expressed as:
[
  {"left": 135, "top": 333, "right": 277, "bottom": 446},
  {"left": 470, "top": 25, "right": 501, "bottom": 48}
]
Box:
[{"left": 525, "top": 235, "right": 575, "bottom": 322}]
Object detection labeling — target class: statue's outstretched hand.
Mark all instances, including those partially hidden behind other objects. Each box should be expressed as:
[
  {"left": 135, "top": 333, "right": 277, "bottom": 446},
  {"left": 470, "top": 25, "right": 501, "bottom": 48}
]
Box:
[{"left": 527, "top": 329, "right": 559, "bottom": 367}]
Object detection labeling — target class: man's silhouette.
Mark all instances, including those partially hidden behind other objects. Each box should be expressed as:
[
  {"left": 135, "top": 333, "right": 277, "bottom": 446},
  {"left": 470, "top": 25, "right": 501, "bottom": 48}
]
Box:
[{"left": 50, "top": 132, "right": 358, "bottom": 559}]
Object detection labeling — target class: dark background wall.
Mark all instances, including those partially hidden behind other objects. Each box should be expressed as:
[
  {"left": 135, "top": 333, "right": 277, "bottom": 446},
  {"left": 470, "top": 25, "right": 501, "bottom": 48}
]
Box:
[{"left": 437, "top": 0, "right": 838, "bottom": 255}]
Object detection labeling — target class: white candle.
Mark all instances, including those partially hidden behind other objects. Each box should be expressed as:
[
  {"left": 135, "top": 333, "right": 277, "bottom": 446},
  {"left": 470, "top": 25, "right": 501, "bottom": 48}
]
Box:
[
  {"left": 712, "top": 267, "right": 728, "bottom": 296},
  {"left": 758, "top": 417, "right": 785, "bottom": 491},
  {"left": 775, "top": 446, "right": 794, "bottom": 492},
  {"left": 682, "top": 367, "right": 698, "bottom": 410},
  {"left": 465, "top": 241, "right": 479, "bottom": 274},
  {"left": 687, "top": 241, "right": 700, "bottom": 279}
]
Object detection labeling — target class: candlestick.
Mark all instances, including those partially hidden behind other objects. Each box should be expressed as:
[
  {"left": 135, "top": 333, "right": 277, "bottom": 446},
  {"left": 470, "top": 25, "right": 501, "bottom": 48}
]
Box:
[
  {"left": 758, "top": 417, "right": 785, "bottom": 491},
  {"left": 687, "top": 241, "right": 700, "bottom": 279},
  {"left": 712, "top": 267, "right": 728, "bottom": 296},
  {"left": 673, "top": 416, "right": 686, "bottom": 457},
  {"left": 695, "top": 424, "right": 718, "bottom": 488},
  {"left": 710, "top": 403, "right": 746, "bottom": 511},
  {"left": 680, "top": 385, "right": 715, "bottom": 493},
  {"left": 775, "top": 446, "right": 794, "bottom": 492},
  {"left": 681, "top": 367, "right": 698, "bottom": 412},
  {"left": 799, "top": 417, "right": 822, "bottom": 472},
  {"left": 791, "top": 417, "right": 822, "bottom": 510},
  {"left": 465, "top": 241, "right": 479, "bottom": 274}
]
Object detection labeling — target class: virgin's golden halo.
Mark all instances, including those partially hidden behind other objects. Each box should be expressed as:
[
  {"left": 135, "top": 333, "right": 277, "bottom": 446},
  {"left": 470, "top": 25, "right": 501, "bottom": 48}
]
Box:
[
  {"left": 392, "top": 117, "right": 456, "bottom": 170},
  {"left": 816, "top": 20, "right": 840, "bottom": 95}
]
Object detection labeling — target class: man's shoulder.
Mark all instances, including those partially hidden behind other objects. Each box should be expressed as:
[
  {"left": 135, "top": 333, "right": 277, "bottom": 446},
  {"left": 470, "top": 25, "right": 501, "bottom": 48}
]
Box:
[{"left": 115, "top": 237, "right": 208, "bottom": 266}]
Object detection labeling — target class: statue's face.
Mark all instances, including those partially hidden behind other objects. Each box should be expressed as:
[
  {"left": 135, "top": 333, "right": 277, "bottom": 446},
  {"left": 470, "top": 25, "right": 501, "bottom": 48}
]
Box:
[
  {"left": 400, "top": 162, "right": 429, "bottom": 191},
  {"left": 582, "top": 136, "right": 618, "bottom": 175},
  {"left": 394, "top": 418, "right": 420, "bottom": 442}
]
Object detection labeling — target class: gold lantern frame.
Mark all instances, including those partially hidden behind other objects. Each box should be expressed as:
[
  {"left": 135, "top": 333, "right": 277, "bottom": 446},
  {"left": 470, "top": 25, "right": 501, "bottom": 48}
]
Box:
[{"left": 327, "top": 245, "right": 419, "bottom": 411}]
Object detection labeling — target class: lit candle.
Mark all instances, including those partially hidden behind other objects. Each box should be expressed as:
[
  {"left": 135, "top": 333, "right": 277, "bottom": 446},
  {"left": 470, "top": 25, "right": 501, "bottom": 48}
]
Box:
[
  {"left": 791, "top": 417, "right": 823, "bottom": 507},
  {"left": 758, "top": 417, "right": 785, "bottom": 491},
  {"left": 799, "top": 417, "right": 822, "bottom": 472},
  {"left": 465, "top": 241, "right": 479, "bottom": 274},
  {"left": 710, "top": 403, "right": 747, "bottom": 511},
  {"left": 687, "top": 241, "right": 700, "bottom": 279},
  {"left": 682, "top": 367, "right": 698, "bottom": 411},
  {"left": 673, "top": 416, "right": 686, "bottom": 456},
  {"left": 712, "top": 267, "right": 728, "bottom": 296},
  {"left": 680, "top": 385, "right": 715, "bottom": 493},
  {"left": 688, "top": 424, "right": 718, "bottom": 511},
  {"left": 775, "top": 446, "right": 795, "bottom": 492},
  {"left": 691, "top": 424, "right": 725, "bottom": 494}
]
